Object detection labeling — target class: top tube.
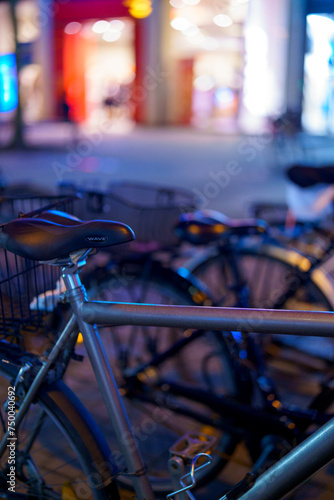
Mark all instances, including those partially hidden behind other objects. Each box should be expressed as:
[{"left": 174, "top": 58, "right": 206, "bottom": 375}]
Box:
[{"left": 80, "top": 301, "right": 334, "bottom": 337}]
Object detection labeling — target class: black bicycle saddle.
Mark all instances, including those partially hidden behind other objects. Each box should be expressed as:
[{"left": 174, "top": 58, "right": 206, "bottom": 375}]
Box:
[
  {"left": 175, "top": 209, "right": 267, "bottom": 245},
  {"left": 286, "top": 164, "right": 334, "bottom": 188},
  {"left": 0, "top": 213, "right": 135, "bottom": 261}
]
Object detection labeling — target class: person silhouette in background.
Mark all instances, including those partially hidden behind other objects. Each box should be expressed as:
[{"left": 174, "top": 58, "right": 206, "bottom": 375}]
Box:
[{"left": 61, "top": 92, "right": 79, "bottom": 145}]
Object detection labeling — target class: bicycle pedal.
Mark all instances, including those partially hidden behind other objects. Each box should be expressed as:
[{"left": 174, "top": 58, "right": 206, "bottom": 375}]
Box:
[{"left": 169, "top": 431, "right": 216, "bottom": 462}]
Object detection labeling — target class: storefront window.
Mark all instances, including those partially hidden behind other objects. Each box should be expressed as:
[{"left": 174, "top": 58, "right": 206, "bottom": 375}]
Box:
[
  {"left": 63, "top": 17, "right": 135, "bottom": 129},
  {"left": 302, "top": 13, "right": 334, "bottom": 135},
  {"left": 167, "top": 0, "right": 248, "bottom": 132},
  {"left": 0, "top": 2, "right": 16, "bottom": 119}
]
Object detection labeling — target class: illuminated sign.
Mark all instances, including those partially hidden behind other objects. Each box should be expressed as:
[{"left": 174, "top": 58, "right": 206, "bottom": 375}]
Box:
[
  {"left": 123, "top": 0, "right": 153, "bottom": 19},
  {"left": 0, "top": 54, "right": 18, "bottom": 113}
]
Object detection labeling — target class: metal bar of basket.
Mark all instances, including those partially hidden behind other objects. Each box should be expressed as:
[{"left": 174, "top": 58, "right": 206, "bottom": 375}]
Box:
[
  {"left": 80, "top": 301, "right": 334, "bottom": 337},
  {"left": 18, "top": 194, "right": 81, "bottom": 218}
]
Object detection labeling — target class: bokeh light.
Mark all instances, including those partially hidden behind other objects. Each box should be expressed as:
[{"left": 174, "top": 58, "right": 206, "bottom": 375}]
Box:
[
  {"left": 64, "top": 22, "right": 82, "bottom": 35},
  {"left": 103, "top": 30, "right": 122, "bottom": 42},
  {"left": 213, "top": 14, "right": 233, "bottom": 28},
  {"left": 171, "top": 17, "right": 191, "bottom": 30},
  {"left": 92, "top": 20, "right": 109, "bottom": 34},
  {"left": 193, "top": 75, "right": 215, "bottom": 91}
]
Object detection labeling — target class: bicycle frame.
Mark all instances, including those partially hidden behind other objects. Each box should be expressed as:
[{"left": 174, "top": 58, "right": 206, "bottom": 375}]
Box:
[
  {"left": 64, "top": 266, "right": 334, "bottom": 500},
  {"left": 222, "top": 416, "right": 334, "bottom": 500},
  {"left": 1, "top": 264, "right": 333, "bottom": 500}
]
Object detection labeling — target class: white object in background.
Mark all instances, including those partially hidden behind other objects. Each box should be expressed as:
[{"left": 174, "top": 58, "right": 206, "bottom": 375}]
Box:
[
  {"left": 30, "top": 278, "right": 66, "bottom": 312},
  {"left": 286, "top": 182, "right": 334, "bottom": 222}
]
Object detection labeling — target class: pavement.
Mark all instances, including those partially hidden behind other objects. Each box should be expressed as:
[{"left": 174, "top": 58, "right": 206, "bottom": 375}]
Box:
[{"left": 1, "top": 120, "right": 334, "bottom": 220}]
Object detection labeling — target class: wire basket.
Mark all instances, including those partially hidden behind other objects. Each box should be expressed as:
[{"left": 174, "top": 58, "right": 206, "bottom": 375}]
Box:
[
  {"left": 0, "top": 195, "right": 77, "bottom": 344},
  {"left": 61, "top": 181, "right": 197, "bottom": 248},
  {"left": 247, "top": 202, "right": 290, "bottom": 226},
  {"left": 0, "top": 193, "right": 77, "bottom": 223}
]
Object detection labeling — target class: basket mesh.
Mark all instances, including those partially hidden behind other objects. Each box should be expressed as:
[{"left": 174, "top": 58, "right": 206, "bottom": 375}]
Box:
[
  {"left": 62, "top": 182, "right": 196, "bottom": 246},
  {"left": 0, "top": 252, "right": 61, "bottom": 339},
  {"left": 247, "top": 202, "right": 289, "bottom": 226},
  {"left": 0, "top": 195, "right": 76, "bottom": 341},
  {"left": 0, "top": 194, "right": 76, "bottom": 223}
]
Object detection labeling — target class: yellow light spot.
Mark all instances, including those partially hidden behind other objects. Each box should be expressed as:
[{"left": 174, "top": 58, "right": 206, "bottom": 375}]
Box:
[
  {"left": 189, "top": 225, "right": 200, "bottom": 235},
  {"left": 212, "top": 224, "right": 225, "bottom": 234},
  {"left": 137, "top": 367, "right": 158, "bottom": 382},
  {"left": 299, "top": 257, "right": 311, "bottom": 272},
  {"left": 124, "top": 0, "right": 153, "bottom": 18},
  {"left": 62, "top": 481, "right": 78, "bottom": 500},
  {"left": 288, "top": 422, "right": 296, "bottom": 430},
  {"left": 145, "top": 367, "right": 157, "bottom": 378},
  {"left": 262, "top": 245, "right": 312, "bottom": 273},
  {"left": 200, "top": 425, "right": 216, "bottom": 436},
  {"left": 192, "top": 291, "right": 205, "bottom": 304},
  {"left": 76, "top": 332, "right": 84, "bottom": 344},
  {"left": 272, "top": 400, "right": 282, "bottom": 409},
  {"left": 267, "top": 394, "right": 275, "bottom": 401}
]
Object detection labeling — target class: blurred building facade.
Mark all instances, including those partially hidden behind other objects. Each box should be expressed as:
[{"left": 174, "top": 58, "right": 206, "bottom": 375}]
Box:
[{"left": 1, "top": 0, "right": 334, "bottom": 135}]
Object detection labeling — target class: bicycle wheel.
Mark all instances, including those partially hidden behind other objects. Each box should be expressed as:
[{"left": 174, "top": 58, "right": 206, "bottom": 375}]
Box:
[
  {"left": 0, "top": 353, "right": 119, "bottom": 500},
  {"left": 188, "top": 243, "right": 334, "bottom": 396},
  {"left": 187, "top": 244, "right": 334, "bottom": 419},
  {"left": 70, "top": 257, "right": 242, "bottom": 495}
]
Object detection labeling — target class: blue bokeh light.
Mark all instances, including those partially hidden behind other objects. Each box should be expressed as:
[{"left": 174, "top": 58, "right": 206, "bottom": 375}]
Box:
[
  {"left": 0, "top": 54, "right": 18, "bottom": 113},
  {"left": 214, "top": 87, "right": 235, "bottom": 108}
]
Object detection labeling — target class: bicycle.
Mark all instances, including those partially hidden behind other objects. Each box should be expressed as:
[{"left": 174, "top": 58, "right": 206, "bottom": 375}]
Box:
[
  {"left": 61, "top": 180, "right": 334, "bottom": 364},
  {"left": 59, "top": 179, "right": 334, "bottom": 326},
  {"left": 55, "top": 182, "right": 334, "bottom": 423},
  {"left": 0, "top": 197, "right": 243, "bottom": 498},
  {"left": 176, "top": 208, "right": 334, "bottom": 365},
  {"left": 0, "top": 202, "right": 333, "bottom": 499},
  {"left": 39, "top": 180, "right": 334, "bottom": 426},
  {"left": 55, "top": 183, "right": 330, "bottom": 405},
  {"left": 58, "top": 181, "right": 334, "bottom": 343}
]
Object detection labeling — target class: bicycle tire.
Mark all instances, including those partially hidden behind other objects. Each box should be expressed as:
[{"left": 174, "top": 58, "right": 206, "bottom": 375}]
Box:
[
  {"left": 188, "top": 244, "right": 334, "bottom": 304},
  {"left": 187, "top": 242, "right": 334, "bottom": 401},
  {"left": 77, "top": 257, "right": 242, "bottom": 495},
  {"left": 0, "top": 352, "right": 119, "bottom": 500}
]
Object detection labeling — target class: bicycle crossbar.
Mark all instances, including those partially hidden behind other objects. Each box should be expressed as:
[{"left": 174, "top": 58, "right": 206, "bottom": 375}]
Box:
[{"left": 81, "top": 301, "right": 334, "bottom": 336}]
